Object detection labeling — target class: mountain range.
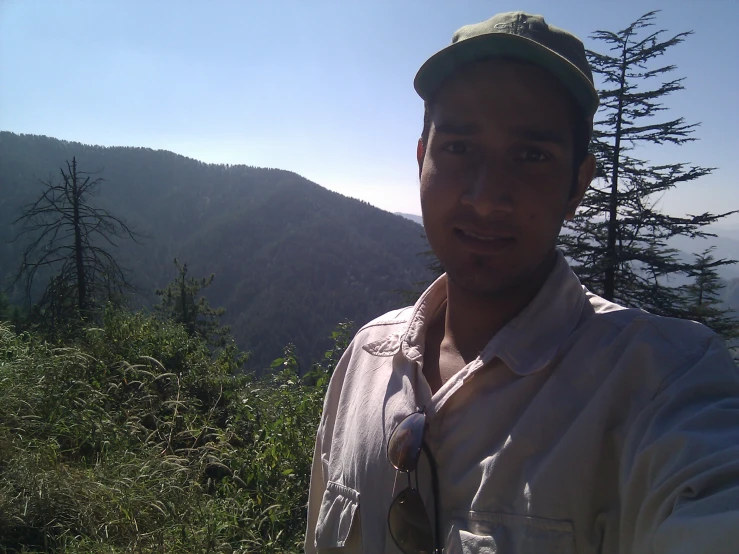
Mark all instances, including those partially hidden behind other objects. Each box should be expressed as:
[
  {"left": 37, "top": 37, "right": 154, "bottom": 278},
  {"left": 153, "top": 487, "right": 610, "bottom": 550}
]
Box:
[
  {"left": 2, "top": 131, "right": 735, "bottom": 369},
  {"left": 0, "top": 132, "right": 433, "bottom": 368}
]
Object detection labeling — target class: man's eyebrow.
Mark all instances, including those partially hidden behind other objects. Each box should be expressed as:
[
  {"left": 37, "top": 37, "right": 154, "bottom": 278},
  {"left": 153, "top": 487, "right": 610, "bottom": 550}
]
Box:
[
  {"left": 511, "top": 127, "right": 568, "bottom": 145},
  {"left": 434, "top": 123, "right": 568, "bottom": 144},
  {"left": 434, "top": 122, "right": 481, "bottom": 135}
]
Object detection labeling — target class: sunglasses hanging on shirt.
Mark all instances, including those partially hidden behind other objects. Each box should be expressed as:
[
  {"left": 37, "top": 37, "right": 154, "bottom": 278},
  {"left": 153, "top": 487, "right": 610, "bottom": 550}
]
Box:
[{"left": 387, "top": 409, "right": 443, "bottom": 554}]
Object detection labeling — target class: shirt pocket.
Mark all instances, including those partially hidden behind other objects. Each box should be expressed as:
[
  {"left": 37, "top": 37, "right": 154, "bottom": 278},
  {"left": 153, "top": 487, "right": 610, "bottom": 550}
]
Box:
[
  {"left": 448, "top": 511, "right": 577, "bottom": 554},
  {"left": 315, "top": 481, "right": 361, "bottom": 552}
]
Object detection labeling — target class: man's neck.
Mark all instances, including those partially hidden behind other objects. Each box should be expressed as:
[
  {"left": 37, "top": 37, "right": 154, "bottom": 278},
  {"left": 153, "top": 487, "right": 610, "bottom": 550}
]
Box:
[{"left": 443, "top": 252, "right": 558, "bottom": 362}]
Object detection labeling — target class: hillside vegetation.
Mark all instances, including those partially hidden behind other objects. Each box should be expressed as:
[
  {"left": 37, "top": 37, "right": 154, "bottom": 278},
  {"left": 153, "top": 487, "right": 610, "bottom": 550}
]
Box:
[
  {"left": 0, "top": 309, "right": 344, "bottom": 552},
  {"left": 0, "top": 131, "right": 432, "bottom": 368},
  {"left": 0, "top": 131, "right": 425, "bottom": 552}
]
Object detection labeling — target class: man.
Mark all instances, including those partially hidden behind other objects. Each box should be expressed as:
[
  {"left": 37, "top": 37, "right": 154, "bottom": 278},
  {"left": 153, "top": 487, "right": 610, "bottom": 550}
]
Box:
[{"left": 305, "top": 11, "right": 739, "bottom": 554}]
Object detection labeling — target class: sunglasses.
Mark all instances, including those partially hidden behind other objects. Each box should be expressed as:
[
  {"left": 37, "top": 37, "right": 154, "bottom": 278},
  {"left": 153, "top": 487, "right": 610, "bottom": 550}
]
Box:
[{"left": 387, "top": 410, "right": 443, "bottom": 554}]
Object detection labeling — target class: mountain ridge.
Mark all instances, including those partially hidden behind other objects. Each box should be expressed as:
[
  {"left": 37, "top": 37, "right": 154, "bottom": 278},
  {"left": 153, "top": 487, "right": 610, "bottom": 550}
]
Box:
[{"left": 0, "top": 131, "right": 433, "bottom": 368}]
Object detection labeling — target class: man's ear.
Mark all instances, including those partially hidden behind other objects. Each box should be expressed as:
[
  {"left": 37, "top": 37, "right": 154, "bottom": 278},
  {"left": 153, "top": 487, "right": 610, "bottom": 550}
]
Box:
[
  {"left": 565, "top": 153, "right": 596, "bottom": 220},
  {"left": 417, "top": 138, "right": 426, "bottom": 180}
]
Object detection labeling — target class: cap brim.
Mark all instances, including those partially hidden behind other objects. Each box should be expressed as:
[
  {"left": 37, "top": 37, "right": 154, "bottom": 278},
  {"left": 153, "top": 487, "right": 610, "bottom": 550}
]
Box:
[{"left": 414, "top": 33, "right": 599, "bottom": 119}]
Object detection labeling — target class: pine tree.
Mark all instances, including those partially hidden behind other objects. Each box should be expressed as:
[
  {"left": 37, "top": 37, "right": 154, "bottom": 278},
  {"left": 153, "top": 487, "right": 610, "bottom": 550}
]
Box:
[
  {"left": 0, "top": 293, "right": 9, "bottom": 322},
  {"left": 155, "top": 259, "right": 230, "bottom": 346},
  {"left": 11, "top": 158, "right": 138, "bottom": 330},
  {"left": 680, "top": 247, "right": 739, "bottom": 341},
  {"left": 559, "top": 11, "right": 737, "bottom": 317}
]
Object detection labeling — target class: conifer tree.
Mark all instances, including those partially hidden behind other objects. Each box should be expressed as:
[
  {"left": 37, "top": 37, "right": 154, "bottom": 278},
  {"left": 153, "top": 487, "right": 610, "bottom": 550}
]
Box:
[
  {"left": 559, "top": 11, "right": 737, "bottom": 316},
  {"left": 680, "top": 247, "right": 739, "bottom": 341},
  {"left": 155, "top": 259, "right": 230, "bottom": 346},
  {"left": 0, "top": 293, "right": 9, "bottom": 321}
]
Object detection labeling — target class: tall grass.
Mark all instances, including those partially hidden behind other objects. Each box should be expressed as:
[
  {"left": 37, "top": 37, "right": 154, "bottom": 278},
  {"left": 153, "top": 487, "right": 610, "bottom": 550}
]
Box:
[{"left": 0, "top": 310, "right": 343, "bottom": 553}]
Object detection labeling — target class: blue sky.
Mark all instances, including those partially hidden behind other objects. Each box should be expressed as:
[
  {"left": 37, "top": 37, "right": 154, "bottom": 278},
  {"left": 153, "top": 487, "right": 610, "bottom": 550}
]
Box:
[{"left": 1, "top": 0, "right": 738, "bottom": 228}]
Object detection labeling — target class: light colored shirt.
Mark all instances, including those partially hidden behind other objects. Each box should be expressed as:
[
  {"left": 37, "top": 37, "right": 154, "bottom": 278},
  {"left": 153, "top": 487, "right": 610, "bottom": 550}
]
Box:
[{"left": 305, "top": 252, "right": 739, "bottom": 553}]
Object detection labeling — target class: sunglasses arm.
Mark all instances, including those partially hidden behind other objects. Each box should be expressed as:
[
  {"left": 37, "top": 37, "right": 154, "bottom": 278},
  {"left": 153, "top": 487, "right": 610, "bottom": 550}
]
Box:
[{"left": 421, "top": 441, "right": 443, "bottom": 553}]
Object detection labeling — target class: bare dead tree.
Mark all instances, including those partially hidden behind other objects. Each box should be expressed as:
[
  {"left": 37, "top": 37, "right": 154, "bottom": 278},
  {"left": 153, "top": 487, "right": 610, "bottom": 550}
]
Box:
[{"left": 11, "top": 157, "right": 139, "bottom": 327}]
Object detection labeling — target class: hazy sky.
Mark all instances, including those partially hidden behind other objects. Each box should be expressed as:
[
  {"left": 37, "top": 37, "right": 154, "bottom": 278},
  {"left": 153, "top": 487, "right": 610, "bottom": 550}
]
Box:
[{"left": 1, "top": 0, "right": 737, "bottom": 227}]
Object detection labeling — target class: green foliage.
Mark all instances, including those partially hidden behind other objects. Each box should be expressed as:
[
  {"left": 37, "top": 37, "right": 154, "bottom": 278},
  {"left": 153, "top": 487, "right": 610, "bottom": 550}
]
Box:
[
  {"left": 155, "top": 259, "right": 230, "bottom": 347},
  {"left": 680, "top": 247, "right": 739, "bottom": 341},
  {"left": 302, "top": 320, "right": 353, "bottom": 386},
  {"left": 0, "top": 309, "right": 346, "bottom": 552},
  {"left": 0, "top": 294, "right": 28, "bottom": 336},
  {"left": 0, "top": 292, "right": 9, "bottom": 321}
]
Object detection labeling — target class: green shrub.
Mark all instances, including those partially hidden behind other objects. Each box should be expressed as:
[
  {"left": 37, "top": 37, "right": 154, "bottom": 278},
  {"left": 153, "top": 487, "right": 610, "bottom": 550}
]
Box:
[{"left": 0, "top": 310, "right": 347, "bottom": 553}]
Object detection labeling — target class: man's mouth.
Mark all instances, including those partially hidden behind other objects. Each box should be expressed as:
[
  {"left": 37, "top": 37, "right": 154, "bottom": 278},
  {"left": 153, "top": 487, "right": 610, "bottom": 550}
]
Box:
[
  {"left": 458, "top": 229, "right": 512, "bottom": 241},
  {"left": 454, "top": 228, "right": 516, "bottom": 254}
]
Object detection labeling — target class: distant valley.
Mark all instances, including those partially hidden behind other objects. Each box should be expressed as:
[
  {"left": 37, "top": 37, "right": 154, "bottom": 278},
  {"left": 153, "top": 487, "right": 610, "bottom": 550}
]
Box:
[{"left": 396, "top": 212, "right": 424, "bottom": 226}]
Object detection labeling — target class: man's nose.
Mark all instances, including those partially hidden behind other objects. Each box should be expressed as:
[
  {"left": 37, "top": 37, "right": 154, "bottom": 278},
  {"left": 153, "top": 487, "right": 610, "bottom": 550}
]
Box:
[{"left": 460, "top": 157, "right": 514, "bottom": 218}]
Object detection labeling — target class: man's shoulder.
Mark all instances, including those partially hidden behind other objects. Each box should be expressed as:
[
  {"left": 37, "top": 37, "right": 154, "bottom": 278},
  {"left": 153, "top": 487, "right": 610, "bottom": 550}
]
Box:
[
  {"left": 583, "top": 291, "right": 718, "bottom": 359},
  {"left": 337, "top": 306, "right": 415, "bottom": 360},
  {"left": 356, "top": 306, "right": 414, "bottom": 336}
]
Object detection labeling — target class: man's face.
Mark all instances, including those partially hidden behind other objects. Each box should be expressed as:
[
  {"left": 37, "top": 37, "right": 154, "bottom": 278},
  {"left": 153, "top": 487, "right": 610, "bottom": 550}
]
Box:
[{"left": 418, "top": 59, "right": 593, "bottom": 295}]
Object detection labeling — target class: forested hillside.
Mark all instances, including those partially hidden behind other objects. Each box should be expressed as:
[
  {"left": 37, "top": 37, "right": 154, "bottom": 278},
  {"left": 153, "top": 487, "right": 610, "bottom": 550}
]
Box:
[
  {"left": 725, "top": 278, "right": 739, "bottom": 314},
  {"left": 0, "top": 132, "right": 432, "bottom": 368}
]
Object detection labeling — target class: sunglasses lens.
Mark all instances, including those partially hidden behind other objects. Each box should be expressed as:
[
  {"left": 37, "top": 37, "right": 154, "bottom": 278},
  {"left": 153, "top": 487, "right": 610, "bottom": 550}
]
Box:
[
  {"left": 388, "top": 488, "right": 435, "bottom": 553},
  {"left": 388, "top": 412, "right": 426, "bottom": 471}
]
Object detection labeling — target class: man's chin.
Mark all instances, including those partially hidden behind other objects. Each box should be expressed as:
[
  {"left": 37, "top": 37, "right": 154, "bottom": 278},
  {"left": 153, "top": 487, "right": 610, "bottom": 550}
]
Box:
[
  {"left": 444, "top": 250, "right": 557, "bottom": 298},
  {"left": 445, "top": 267, "right": 517, "bottom": 297}
]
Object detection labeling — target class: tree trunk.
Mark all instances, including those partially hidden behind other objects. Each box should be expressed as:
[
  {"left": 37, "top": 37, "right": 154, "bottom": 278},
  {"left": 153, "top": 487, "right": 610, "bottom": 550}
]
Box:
[
  {"left": 180, "top": 272, "right": 190, "bottom": 334},
  {"left": 71, "top": 158, "right": 87, "bottom": 313},
  {"left": 603, "top": 41, "right": 629, "bottom": 301}
]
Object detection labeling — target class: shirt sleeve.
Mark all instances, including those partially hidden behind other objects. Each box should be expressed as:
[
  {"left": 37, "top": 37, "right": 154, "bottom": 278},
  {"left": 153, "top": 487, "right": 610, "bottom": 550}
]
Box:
[
  {"left": 304, "top": 343, "right": 355, "bottom": 554},
  {"left": 304, "top": 428, "right": 326, "bottom": 554},
  {"left": 620, "top": 335, "right": 739, "bottom": 554}
]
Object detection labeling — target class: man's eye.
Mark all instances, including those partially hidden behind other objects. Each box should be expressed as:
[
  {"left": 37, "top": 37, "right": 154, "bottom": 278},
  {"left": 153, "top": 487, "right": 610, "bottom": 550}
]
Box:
[
  {"left": 442, "top": 142, "right": 471, "bottom": 155},
  {"left": 517, "top": 148, "right": 550, "bottom": 162}
]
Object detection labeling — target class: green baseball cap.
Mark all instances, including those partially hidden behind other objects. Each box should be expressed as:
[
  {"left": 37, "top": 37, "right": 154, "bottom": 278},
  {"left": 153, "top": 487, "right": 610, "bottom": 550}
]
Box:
[{"left": 414, "top": 12, "right": 599, "bottom": 120}]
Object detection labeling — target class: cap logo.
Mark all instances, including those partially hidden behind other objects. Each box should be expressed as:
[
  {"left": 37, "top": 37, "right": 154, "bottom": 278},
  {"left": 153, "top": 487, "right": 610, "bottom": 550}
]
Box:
[{"left": 494, "top": 20, "right": 534, "bottom": 39}]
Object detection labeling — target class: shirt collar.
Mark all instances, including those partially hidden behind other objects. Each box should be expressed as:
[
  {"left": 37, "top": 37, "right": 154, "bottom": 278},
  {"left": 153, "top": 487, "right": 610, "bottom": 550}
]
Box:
[{"left": 363, "top": 251, "right": 586, "bottom": 376}]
